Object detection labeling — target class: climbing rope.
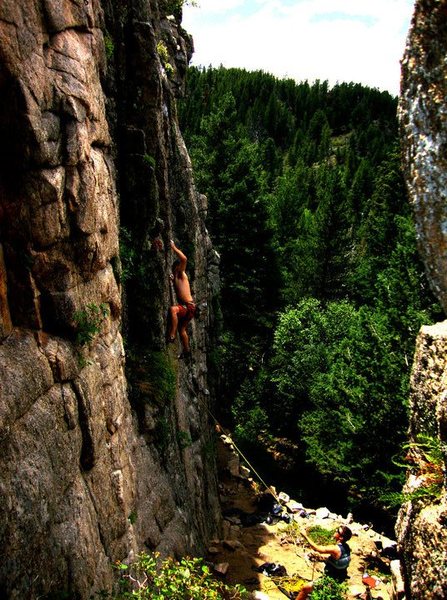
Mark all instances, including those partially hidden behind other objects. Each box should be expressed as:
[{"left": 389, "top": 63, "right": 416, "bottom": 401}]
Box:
[
  {"left": 223, "top": 431, "right": 281, "bottom": 503},
  {"left": 273, "top": 575, "right": 308, "bottom": 598},
  {"left": 193, "top": 394, "right": 281, "bottom": 504}
]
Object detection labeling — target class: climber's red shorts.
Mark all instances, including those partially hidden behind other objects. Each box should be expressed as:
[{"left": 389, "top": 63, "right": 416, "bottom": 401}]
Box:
[{"left": 177, "top": 302, "right": 196, "bottom": 323}]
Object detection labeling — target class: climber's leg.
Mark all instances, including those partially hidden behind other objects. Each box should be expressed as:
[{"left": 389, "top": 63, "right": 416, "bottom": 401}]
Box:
[
  {"left": 178, "top": 321, "right": 190, "bottom": 354},
  {"left": 168, "top": 305, "right": 180, "bottom": 342}
]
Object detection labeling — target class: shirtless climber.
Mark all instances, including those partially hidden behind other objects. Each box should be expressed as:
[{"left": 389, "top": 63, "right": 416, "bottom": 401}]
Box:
[{"left": 167, "top": 240, "right": 196, "bottom": 357}]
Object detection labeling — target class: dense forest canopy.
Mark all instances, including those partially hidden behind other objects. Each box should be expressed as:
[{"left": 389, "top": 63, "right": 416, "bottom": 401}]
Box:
[{"left": 179, "top": 66, "right": 442, "bottom": 518}]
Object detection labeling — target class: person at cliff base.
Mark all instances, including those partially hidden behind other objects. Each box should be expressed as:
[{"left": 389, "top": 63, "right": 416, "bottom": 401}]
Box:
[
  {"left": 295, "top": 525, "right": 352, "bottom": 600},
  {"left": 167, "top": 240, "right": 196, "bottom": 358}
]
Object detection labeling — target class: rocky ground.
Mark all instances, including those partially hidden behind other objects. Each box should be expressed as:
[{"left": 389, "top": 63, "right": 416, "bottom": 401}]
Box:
[{"left": 207, "top": 434, "right": 405, "bottom": 600}]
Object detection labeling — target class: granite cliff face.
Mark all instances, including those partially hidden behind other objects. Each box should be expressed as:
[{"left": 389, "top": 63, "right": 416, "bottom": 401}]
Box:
[
  {"left": 398, "top": 0, "right": 447, "bottom": 597},
  {"left": 0, "top": 1, "right": 220, "bottom": 598},
  {"left": 399, "top": 0, "right": 447, "bottom": 315}
]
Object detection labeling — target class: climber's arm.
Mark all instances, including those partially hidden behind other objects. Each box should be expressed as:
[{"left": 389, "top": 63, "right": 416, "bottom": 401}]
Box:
[{"left": 170, "top": 240, "right": 187, "bottom": 271}]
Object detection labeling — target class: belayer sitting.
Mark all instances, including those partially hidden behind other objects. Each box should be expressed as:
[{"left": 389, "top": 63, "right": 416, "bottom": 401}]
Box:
[{"left": 295, "top": 525, "right": 352, "bottom": 599}]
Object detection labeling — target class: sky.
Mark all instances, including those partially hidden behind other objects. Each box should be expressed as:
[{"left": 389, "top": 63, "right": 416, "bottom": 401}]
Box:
[{"left": 182, "top": 0, "right": 416, "bottom": 97}]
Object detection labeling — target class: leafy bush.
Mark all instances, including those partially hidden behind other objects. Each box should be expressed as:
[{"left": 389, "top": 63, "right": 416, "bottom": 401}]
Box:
[
  {"left": 234, "top": 405, "right": 269, "bottom": 445},
  {"left": 163, "top": 0, "right": 197, "bottom": 16},
  {"left": 270, "top": 296, "right": 416, "bottom": 504},
  {"left": 307, "top": 525, "right": 337, "bottom": 545},
  {"left": 104, "top": 33, "right": 114, "bottom": 60},
  {"left": 310, "top": 575, "right": 347, "bottom": 600},
  {"left": 382, "top": 434, "right": 446, "bottom": 507},
  {"left": 73, "top": 303, "right": 109, "bottom": 346},
  {"left": 143, "top": 154, "right": 156, "bottom": 169},
  {"left": 127, "top": 349, "right": 176, "bottom": 409},
  {"left": 232, "top": 369, "right": 272, "bottom": 445},
  {"left": 156, "top": 41, "right": 174, "bottom": 76},
  {"left": 111, "top": 552, "right": 247, "bottom": 599}
]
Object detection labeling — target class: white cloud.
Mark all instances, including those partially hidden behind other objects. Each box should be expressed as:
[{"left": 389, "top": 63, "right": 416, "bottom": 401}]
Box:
[
  {"left": 193, "top": 0, "right": 246, "bottom": 14},
  {"left": 182, "top": 0, "right": 415, "bottom": 95}
]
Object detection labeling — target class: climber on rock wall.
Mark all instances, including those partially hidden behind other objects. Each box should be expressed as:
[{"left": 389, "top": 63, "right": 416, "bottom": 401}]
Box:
[{"left": 167, "top": 240, "right": 196, "bottom": 358}]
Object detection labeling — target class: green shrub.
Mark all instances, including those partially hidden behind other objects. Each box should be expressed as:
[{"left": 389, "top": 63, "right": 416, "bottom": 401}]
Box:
[
  {"left": 145, "top": 351, "right": 176, "bottom": 405},
  {"left": 306, "top": 525, "right": 337, "bottom": 545},
  {"left": 382, "top": 434, "right": 446, "bottom": 508},
  {"left": 163, "top": 0, "right": 197, "bottom": 16},
  {"left": 126, "top": 348, "right": 176, "bottom": 406},
  {"left": 310, "top": 575, "right": 347, "bottom": 600},
  {"left": 104, "top": 33, "right": 114, "bottom": 60},
  {"left": 128, "top": 511, "right": 137, "bottom": 525},
  {"left": 111, "top": 552, "right": 247, "bottom": 599},
  {"left": 234, "top": 405, "right": 269, "bottom": 444},
  {"left": 73, "top": 303, "right": 109, "bottom": 346},
  {"left": 143, "top": 154, "right": 156, "bottom": 169},
  {"left": 156, "top": 41, "right": 174, "bottom": 76}
]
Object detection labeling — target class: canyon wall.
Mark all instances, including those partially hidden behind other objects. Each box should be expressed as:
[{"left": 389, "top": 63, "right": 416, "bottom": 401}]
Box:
[
  {"left": 0, "top": 1, "right": 220, "bottom": 598},
  {"left": 398, "top": 0, "right": 447, "bottom": 597}
]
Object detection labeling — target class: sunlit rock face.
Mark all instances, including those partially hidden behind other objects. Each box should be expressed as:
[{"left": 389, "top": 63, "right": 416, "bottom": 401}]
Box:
[
  {"left": 0, "top": 1, "right": 220, "bottom": 598},
  {"left": 399, "top": 0, "right": 447, "bottom": 315},
  {"left": 396, "top": 322, "right": 447, "bottom": 599},
  {"left": 398, "top": 1, "right": 447, "bottom": 598}
]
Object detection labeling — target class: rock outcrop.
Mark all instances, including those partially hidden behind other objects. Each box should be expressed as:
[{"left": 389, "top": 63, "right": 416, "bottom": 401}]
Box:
[
  {"left": 399, "top": 0, "right": 447, "bottom": 315},
  {"left": 398, "top": 0, "right": 447, "bottom": 598},
  {"left": 395, "top": 322, "right": 447, "bottom": 599},
  {"left": 0, "top": 1, "right": 220, "bottom": 598}
]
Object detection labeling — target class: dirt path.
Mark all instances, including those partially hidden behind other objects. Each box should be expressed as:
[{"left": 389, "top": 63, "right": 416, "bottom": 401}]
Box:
[{"left": 207, "top": 436, "right": 398, "bottom": 600}]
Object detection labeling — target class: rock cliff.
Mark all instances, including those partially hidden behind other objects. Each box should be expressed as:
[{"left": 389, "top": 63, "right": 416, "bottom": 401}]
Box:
[
  {"left": 0, "top": 1, "right": 220, "bottom": 598},
  {"left": 399, "top": 0, "right": 447, "bottom": 315},
  {"left": 398, "top": 0, "right": 447, "bottom": 598}
]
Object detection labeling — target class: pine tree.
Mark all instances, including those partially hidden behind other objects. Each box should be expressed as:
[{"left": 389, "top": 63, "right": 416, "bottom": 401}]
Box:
[
  {"left": 313, "top": 166, "right": 352, "bottom": 301},
  {"left": 190, "top": 92, "right": 280, "bottom": 408}
]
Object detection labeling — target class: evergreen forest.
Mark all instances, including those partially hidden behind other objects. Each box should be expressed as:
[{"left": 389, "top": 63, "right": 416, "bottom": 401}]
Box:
[{"left": 178, "top": 66, "right": 442, "bottom": 524}]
